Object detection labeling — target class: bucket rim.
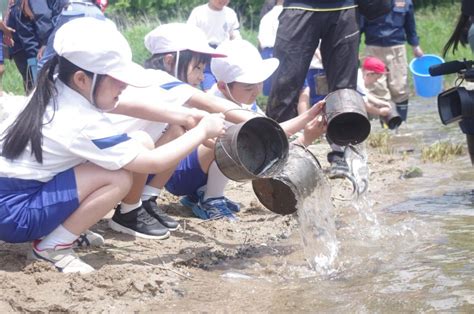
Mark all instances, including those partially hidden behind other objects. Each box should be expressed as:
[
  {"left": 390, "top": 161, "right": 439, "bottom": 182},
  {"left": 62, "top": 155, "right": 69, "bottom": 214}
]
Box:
[{"left": 409, "top": 54, "right": 445, "bottom": 77}]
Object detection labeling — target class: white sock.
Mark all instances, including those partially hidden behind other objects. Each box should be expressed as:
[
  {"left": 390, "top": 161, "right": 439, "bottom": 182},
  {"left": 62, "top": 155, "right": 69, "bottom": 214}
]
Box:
[
  {"left": 204, "top": 161, "right": 229, "bottom": 200},
  {"left": 119, "top": 200, "right": 142, "bottom": 214},
  {"left": 141, "top": 185, "right": 161, "bottom": 201},
  {"left": 36, "top": 224, "right": 79, "bottom": 250}
]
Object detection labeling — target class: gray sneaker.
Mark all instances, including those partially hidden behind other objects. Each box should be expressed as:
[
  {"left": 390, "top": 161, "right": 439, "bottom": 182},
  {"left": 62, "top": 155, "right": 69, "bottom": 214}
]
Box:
[
  {"left": 327, "top": 152, "right": 351, "bottom": 179},
  {"left": 32, "top": 240, "right": 94, "bottom": 274},
  {"left": 73, "top": 230, "right": 105, "bottom": 248}
]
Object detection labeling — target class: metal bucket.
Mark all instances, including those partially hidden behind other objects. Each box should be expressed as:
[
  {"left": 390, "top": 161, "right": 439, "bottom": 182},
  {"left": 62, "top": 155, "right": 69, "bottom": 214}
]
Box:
[
  {"left": 252, "top": 144, "right": 322, "bottom": 215},
  {"left": 381, "top": 102, "right": 403, "bottom": 129},
  {"left": 215, "top": 116, "right": 289, "bottom": 182},
  {"left": 325, "top": 88, "right": 371, "bottom": 146}
]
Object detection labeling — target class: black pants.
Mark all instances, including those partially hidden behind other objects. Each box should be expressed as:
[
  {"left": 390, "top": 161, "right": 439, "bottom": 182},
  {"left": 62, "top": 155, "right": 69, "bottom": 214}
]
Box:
[
  {"left": 266, "top": 8, "right": 360, "bottom": 122},
  {"left": 12, "top": 50, "right": 35, "bottom": 94}
]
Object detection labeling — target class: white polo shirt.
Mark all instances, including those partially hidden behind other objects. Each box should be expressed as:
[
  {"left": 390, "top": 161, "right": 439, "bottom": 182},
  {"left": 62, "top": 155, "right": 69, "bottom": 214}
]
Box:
[
  {"left": 187, "top": 4, "right": 241, "bottom": 46},
  {"left": 258, "top": 5, "right": 283, "bottom": 49},
  {"left": 109, "top": 69, "right": 197, "bottom": 141},
  {"left": 0, "top": 80, "right": 145, "bottom": 182}
]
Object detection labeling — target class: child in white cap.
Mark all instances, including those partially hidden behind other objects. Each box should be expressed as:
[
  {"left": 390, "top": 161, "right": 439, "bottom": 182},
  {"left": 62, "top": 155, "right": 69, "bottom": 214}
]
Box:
[
  {"left": 187, "top": 0, "right": 241, "bottom": 90},
  {"left": 0, "top": 17, "right": 225, "bottom": 273},
  {"left": 107, "top": 23, "right": 257, "bottom": 232},
  {"left": 188, "top": 39, "right": 327, "bottom": 220}
]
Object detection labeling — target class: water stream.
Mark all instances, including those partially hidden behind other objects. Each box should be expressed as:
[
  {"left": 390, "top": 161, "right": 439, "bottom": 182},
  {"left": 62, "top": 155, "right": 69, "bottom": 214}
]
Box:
[{"left": 152, "top": 97, "right": 473, "bottom": 312}]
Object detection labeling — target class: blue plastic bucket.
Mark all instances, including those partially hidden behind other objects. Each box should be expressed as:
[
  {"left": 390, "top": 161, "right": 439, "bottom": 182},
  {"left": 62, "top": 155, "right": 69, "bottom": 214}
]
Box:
[{"left": 409, "top": 54, "right": 444, "bottom": 98}]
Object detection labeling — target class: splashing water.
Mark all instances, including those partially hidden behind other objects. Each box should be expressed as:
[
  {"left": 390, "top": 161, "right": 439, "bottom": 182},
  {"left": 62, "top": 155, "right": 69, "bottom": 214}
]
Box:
[{"left": 296, "top": 151, "right": 339, "bottom": 275}]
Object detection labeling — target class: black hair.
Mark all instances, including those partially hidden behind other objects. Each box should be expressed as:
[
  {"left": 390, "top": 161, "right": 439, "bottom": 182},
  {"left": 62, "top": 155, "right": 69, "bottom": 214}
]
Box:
[
  {"left": 144, "top": 50, "right": 211, "bottom": 83},
  {"left": 1, "top": 56, "right": 93, "bottom": 163},
  {"left": 442, "top": 13, "right": 472, "bottom": 57}
]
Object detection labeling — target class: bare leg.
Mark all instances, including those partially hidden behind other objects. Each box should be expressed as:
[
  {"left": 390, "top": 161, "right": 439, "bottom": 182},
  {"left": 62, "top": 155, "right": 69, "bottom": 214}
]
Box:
[
  {"left": 62, "top": 163, "right": 133, "bottom": 235},
  {"left": 148, "top": 125, "right": 186, "bottom": 188}
]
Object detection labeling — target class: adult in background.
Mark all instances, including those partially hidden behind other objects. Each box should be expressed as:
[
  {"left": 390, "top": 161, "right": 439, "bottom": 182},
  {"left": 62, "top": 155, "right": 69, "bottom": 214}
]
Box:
[
  {"left": 265, "top": 0, "right": 360, "bottom": 177},
  {"left": 360, "top": 0, "right": 424, "bottom": 124}
]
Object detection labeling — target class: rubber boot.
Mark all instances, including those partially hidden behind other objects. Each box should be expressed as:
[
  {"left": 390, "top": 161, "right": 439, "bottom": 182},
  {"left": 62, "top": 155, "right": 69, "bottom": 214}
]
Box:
[{"left": 395, "top": 100, "right": 409, "bottom": 122}]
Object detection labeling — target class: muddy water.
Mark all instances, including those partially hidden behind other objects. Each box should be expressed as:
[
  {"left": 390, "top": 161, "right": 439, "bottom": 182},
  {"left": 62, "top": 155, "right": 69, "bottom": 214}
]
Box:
[{"left": 153, "top": 98, "right": 473, "bottom": 312}]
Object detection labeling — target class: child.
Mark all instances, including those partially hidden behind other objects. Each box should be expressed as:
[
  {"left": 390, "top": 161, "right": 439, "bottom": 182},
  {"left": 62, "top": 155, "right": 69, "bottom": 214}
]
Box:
[
  {"left": 187, "top": 0, "right": 241, "bottom": 90},
  {"left": 359, "top": 56, "right": 392, "bottom": 118},
  {"left": 107, "top": 23, "right": 257, "bottom": 236},
  {"left": 191, "top": 39, "right": 326, "bottom": 220},
  {"left": 117, "top": 27, "right": 325, "bottom": 224},
  {"left": 0, "top": 17, "right": 225, "bottom": 273}
]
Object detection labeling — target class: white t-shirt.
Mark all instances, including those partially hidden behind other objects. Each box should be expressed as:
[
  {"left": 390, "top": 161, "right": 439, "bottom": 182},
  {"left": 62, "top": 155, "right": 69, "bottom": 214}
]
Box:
[
  {"left": 0, "top": 80, "right": 145, "bottom": 182},
  {"left": 258, "top": 5, "right": 283, "bottom": 49},
  {"left": 356, "top": 69, "right": 368, "bottom": 103},
  {"left": 109, "top": 69, "right": 197, "bottom": 141},
  {"left": 187, "top": 4, "right": 241, "bottom": 46}
]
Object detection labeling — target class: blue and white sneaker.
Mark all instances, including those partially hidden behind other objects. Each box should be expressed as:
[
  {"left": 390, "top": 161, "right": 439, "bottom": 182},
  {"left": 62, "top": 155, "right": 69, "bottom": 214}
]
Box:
[
  {"left": 192, "top": 197, "right": 239, "bottom": 221},
  {"left": 181, "top": 192, "right": 240, "bottom": 213}
]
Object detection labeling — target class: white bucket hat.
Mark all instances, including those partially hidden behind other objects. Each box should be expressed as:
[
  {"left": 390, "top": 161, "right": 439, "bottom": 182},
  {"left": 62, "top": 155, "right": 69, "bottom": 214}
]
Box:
[
  {"left": 53, "top": 17, "right": 152, "bottom": 87},
  {"left": 144, "top": 23, "right": 226, "bottom": 57},
  {"left": 211, "top": 40, "right": 279, "bottom": 84}
]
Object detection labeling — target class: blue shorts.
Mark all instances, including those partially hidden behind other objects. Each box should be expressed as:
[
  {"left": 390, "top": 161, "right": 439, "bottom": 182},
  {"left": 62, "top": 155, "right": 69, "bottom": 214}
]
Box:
[
  {"left": 0, "top": 168, "right": 79, "bottom": 243},
  {"left": 165, "top": 148, "right": 208, "bottom": 196}
]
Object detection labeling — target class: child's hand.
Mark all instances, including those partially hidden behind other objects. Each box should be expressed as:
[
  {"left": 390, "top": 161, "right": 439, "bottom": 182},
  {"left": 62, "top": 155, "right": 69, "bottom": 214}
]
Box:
[
  {"left": 185, "top": 108, "right": 209, "bottom": 130},
  {"left": 378, "top": 106, "right": 391, "bottom": 117},
  {"left": 199, "top": 113, "right": 226, "bottom": 139},
  {"left": 300, "top": 114, "right": 326, "bottom": 146},
  {"left": 307, "top": 100, "right": 325, "bottom": 119}
]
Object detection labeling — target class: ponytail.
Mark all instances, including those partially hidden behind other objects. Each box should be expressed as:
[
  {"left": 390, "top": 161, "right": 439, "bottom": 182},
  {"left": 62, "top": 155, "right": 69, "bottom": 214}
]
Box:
[
  {"left": 442, "top": 13, "right": 472, "bottom": 57},
  {"left": 1, "top": 55, "right": 59, "bottom": 163}
]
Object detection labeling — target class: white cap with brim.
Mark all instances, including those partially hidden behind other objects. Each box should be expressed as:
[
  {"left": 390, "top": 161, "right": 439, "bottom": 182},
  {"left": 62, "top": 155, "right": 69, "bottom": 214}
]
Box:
[
  {"left": 211, "top": 40, "right": 279, "bottom": 84},
  {"left": 144, "top": 23, "right": 226, "bottom": 58},
  {"left": 54, "top": 17, "right": 153, "bottom": 88}
]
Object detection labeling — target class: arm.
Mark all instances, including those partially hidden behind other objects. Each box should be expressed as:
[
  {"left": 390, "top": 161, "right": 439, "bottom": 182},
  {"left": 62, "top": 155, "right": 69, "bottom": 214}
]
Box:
[
  {"left": 279, "top": 101, "right": 325, "bottom": 136},
  {"left": 404, "top": 2, "right": 423, "bottom": 57},
  {"left": 123, "top": 114, "right": 225, "bottom": 174},
  {"left": 186, "top": 90, "right": 257, "bottom": 123},
  {"left": 112, "top": 100, "right": 207, "bottom": 130}
]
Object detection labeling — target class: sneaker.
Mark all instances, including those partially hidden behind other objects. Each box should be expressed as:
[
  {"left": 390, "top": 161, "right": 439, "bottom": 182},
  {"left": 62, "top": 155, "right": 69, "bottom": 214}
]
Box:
[
  {"left": 192, "top": 197, "right": 238, "bottom": 221},
  {"left": 327, "top": 151, "right": 351, "bottom": 179},
  {"left": 223, "top": 197, "right": 240, "bottom": 213},
  {"left": 181, "top": 193, "right": 240, "bottom": 213},
  {"left": 142, "top": 197, "right": 180, "bottom": 231},
  {"left": 180, "top": 194, "right": 200, "bottom": 209},
  {"left": 73, "top": 230, "right": 105, "bottom": 248},
  {"left": 31, "top": 240, "right": 94, "bottom": 274},
  {"left": 109, "top": 205, "right": 170, "bottom": 240}
]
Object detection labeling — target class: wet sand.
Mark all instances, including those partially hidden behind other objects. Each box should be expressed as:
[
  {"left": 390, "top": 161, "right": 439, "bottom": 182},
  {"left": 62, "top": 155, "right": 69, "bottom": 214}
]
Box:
[{"left": 0, "top": 94, "right": 429, "bottom": 311}]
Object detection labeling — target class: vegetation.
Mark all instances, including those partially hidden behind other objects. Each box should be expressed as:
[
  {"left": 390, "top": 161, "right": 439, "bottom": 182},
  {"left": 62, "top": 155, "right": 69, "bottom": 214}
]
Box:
[
  {"left": 421, "top": 141, "right": 464, "bottom": 162},
  {"left": 1, "top": 3, "right": 471, "bottom": 95}
]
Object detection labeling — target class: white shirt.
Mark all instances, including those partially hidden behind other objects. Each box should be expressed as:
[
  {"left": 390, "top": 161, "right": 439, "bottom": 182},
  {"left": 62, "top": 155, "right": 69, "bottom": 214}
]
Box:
[
  {"left": 187, "top": 4, "right": 241, "bottom": 46},
  {"left": 356, "top": 69, "right": 369, "bottom": 103},
  {"left": 258, "top": 5, "right": 283, "bottom": 49},
  {"left": 0, "top": 80, "right": 144, "bottom": 182},
  {"left": 109, "top": 69, "right": 197, "bottom": 141}
]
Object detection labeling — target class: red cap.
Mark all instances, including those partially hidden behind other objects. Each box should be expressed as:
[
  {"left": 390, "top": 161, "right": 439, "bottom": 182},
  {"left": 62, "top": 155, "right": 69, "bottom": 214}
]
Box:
[{"left": 362, "top": 56, "right": 387, "bottom": 74}]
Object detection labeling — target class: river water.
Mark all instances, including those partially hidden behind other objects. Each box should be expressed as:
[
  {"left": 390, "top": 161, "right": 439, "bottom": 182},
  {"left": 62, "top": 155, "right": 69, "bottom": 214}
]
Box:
[{"left": 155, "top": 97, "right": 473, "bottom": 312}]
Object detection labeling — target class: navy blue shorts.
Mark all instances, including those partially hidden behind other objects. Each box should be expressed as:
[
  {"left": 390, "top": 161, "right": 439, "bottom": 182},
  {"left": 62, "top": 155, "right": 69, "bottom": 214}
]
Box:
[
  {"left": 165, "top": 148, "right": 208, "bottom": 196},
  {"left": 0, "top": 168, "right": 79, "bottom": 243}
]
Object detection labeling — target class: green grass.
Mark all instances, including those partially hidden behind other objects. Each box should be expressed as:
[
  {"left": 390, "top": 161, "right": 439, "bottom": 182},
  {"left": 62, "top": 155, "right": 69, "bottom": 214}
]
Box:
[
  {"left": 421, "top": 141, "right": 464, "bottom": 162},
  {"left": 1, "top": 5, "right": 469, "bottom": 95}
]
